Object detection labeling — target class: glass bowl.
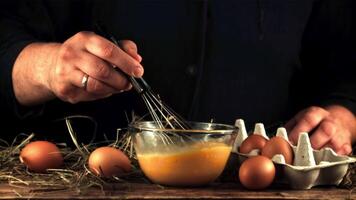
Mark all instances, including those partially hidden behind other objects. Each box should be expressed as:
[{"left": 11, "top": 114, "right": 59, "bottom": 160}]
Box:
[{"left": 129, "top": 121, "right": 238, "bottom": 186}]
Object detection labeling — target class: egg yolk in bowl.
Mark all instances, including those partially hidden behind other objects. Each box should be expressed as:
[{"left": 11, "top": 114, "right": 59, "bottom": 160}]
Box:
[{"left": 137, "top": 142, "right": 232, "bottom": 186}]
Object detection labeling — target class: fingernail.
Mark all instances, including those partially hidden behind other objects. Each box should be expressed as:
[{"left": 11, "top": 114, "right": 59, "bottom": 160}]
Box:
[
  {"left": 134, "top": 65, "right": 144, "bottom": 77},
  {"left": 344, "top": 144, "right": 351, "bottom": 155},
  {"left": 136, "top": 54, "right": 142, "bottom": 62}
]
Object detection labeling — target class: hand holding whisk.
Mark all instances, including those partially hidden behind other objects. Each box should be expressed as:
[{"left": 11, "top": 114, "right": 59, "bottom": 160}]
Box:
[{"left": 94, "top": 24, "right": 190, "bottom": 130}]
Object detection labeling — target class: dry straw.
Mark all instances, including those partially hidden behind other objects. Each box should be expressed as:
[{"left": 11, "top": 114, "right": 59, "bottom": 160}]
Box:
[
  {"left": 0, "top": 115, "right": 146, "bottom": 196},
  {"left": 0, "top": 115, "right": 354, "bottom": 196}
]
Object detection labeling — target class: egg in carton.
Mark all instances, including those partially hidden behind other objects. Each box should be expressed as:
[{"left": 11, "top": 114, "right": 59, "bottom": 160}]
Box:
[{"left": 232, "top": 119, "right": 356, "bottom": 189}]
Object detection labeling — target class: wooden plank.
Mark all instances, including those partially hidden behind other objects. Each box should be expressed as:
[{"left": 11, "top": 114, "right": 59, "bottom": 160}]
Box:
[
  {"left": 0, "top": 157, "right": 354, "bottom": 199},
  {"left": 0, "top": 182, "right": 354, "bottom": 199}
]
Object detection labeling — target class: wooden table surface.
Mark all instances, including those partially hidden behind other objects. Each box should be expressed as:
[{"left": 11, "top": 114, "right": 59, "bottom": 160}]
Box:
[
  {"left": 0, "top": 181, "right": 354, "bottom": 200},
  {"left": 1, "top": 151, "right": 355, "bottom": 199}
]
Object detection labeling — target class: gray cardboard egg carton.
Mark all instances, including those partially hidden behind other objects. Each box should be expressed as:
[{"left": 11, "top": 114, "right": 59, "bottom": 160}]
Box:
[{"left": 232, "top": 119, "right": 356, "bottom": 189}]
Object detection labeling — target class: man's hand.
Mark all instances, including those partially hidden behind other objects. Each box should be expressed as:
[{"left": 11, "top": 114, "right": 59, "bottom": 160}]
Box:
[
  {"left": 13, "top": 31, "right": 143, "bottom": 105},
  {"left": 285, "top": 105, "right": 356, "bottom": 155}
]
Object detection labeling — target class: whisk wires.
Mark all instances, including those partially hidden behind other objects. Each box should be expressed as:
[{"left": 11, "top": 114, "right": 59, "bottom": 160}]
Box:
[{"left": 94, "top": 23, "right": 190, "bottom": 131}]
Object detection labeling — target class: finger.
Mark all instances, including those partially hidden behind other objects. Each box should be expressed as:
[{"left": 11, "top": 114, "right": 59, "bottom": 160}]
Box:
[
  {"left": 284, "top": 108, "right": 310, "bottom": 132},
  {"left": 68, "top": 69, "right": 119, "bottom": 95},
  {"left": 77, "top": 92, "right": 113, "bottom": 102},
  {"left": 338, "top": 144, "right": 352, "bottom": 155},
  {"left": 84, "top": 34, "right": 144, "bottom": 77},
  {"left": 85, "top": 76, "right": 119, "bottom": 95},
  {"left": 68, "top": 89, "right": 113, "bottom": 103},
  {"left": 336, "top": 147, "right": 346, "bottom": 155},
  {"left": 58, "top": 86, "right": 109, "bottom": 104},
  {"left": 119, "top": 40, "right": 142, "bottom": 62},
  {"left": 73, "top": 51, "right": 131, "bottom": 91},
  {"left": 284, "top": 118, "right": 297, "bottom": 132},
  {"left": 322, "top": 135, "right": 344, "bottom": 154},
  {"left": 285, "top": 109, "right": 308, "bottom": 137},
  {"left": 309, "top": 120, "right": 336, "bottom": 149},
  {"left": 288, "top": 107, "right": 329, "bottom": 144},
  {"left": 333, "top": 139, "right": 352, "bottom": 155}
]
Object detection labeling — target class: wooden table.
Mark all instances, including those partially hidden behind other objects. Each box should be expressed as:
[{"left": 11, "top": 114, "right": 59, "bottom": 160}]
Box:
[
  {"left": 1, "top": 151, "right": 355, "bottom": 199},
  {"left": 0, "top": 181, "right": 354, "bottom": 199}
]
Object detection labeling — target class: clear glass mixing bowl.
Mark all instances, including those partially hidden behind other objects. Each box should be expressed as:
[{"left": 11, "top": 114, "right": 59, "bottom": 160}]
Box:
[{"left": 129, "top": 121, "right": 238, "bottom": 186}]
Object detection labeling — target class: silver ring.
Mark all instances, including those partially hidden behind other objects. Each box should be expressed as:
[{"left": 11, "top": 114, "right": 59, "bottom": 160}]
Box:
[{"left": 81, "top": 74, "right": 89, "bottom": 89}]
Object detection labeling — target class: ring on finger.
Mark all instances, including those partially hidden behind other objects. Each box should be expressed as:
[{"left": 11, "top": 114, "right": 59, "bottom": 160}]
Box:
[{"left": 81, "top": 74, "right": 89, "bottom": 89}]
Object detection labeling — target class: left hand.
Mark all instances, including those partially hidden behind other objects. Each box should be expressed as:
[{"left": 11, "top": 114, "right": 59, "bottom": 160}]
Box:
[{"left": 285, "top": 105, "right": 356, "bottom": 155}]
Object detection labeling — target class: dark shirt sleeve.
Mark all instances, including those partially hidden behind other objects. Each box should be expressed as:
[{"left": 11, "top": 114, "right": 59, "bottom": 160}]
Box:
[
  {"left": 0, "top": 1, "right": 47, "bottom": 120},
  {"left": 298, "top": 0, "right": 356, "bottom": 115},
  {"left": 0, "top": 0, "right": 89, "bottom": 120}
]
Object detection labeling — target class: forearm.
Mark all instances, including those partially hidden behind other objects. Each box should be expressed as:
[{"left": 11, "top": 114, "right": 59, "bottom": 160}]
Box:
[
  {"left": 12, "top": 33, "right": 143, "bottom": 106},
  {"left": 12, "top": 43, "right": 60, "bottom": 106}
]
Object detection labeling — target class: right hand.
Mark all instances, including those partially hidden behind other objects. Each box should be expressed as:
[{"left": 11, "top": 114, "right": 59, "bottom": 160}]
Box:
[
  {"left": 47, "top": 31, "right": 143, "bottom": 103},
  {"left": 285, "top": 106, "right": 354, "bottom": 155}
]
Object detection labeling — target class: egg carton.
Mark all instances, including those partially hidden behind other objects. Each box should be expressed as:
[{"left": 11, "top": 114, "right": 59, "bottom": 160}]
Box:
[{"left": 231, "top": 119, "right": 356, "bottom": 189}]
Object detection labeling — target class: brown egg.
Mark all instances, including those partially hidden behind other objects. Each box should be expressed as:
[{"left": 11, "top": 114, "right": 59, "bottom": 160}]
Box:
[
  {"left": 239, "top": 134, "right": 268, "bottom": 154},
  {"left": 261, "top": 136, "right": 294, "bottom": 164},
  {"left": 20, "top": 141, "right": 63, "bottom": 173},
  {"left": 88, "top": 147, "right": 131, "bottom": 178},
  {"left": 238, "top": 156, "right": 275, "bottom": 190}
]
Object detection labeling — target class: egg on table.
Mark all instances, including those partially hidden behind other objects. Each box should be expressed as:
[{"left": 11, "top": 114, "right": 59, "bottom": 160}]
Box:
[
  {"left": 238, "top": 155, "right": 275, "bottom": 190},
  {"left": 88, "top": 147, "right": 131, "bottom": 178},
  {"left": 20, "top": 141, "right": 63, "bottom": 173}
]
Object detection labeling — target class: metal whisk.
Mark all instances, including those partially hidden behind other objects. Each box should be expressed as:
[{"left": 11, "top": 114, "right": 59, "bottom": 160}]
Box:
[
  {"left": 128, "top": 77, "right": 190, "bottom": 130},
  {"left": 95, "top": 24, "right": 190, "bottom": 130}
]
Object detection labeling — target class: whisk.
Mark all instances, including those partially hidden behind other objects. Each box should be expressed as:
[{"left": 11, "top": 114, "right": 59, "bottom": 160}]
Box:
[{"left": 95, "top": 24, "right": 190, "bottom": 130}]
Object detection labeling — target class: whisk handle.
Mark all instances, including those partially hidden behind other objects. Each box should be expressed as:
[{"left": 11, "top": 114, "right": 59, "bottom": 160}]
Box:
[
  {"left": 94, "top": 23, "right": 150, "bottom": 94},
  {"left": 129, "top": 77, "right": 151, "bottom": 94}
]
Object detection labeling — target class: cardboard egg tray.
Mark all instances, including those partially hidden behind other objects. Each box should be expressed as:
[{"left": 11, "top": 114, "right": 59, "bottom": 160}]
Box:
[{"left": 231, "top": 119, "right": 356, "bottom": 189}]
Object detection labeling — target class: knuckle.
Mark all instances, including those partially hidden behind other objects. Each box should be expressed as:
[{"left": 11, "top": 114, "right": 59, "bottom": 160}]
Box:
[
  {"left": 92, "top": 80, "right": 102, "bottom": 92},
  {"left": 308, "top": 106, "right": 329, "bottom": 116},
  {"left": 120, "top": 76, "right": 130, "bottom": 86},
  {"left": 123, "top": 59, "right": 139, "bottom": 74},
  {"left": 122, "top": 40, "right": 137, "bottom": 50},
  {"left": 90, "top": 36, "right": 115, "bottom": 58},
  {"left": 320, "top": 121, "right": 336, "bottom": 137},
  {"left": 58, "top": 45, "right": 74, "bottom": 61},
  {"left": 99, "top": 42, "right": 115, "bottom": 58},
  {"left": 67, "top": 97, "right": 79, "bottom": 104},
  {"left": 56, "top": 85, "right": 81, "bottom": 104},
  {"left": 328, "top": 138, "right": 343, "bottom": 151},
  {"left": 87, "top": 79, "right": 104, "bottom": 93},
  {"left": 123, "top": 80, "right": 131, "bottom": 90},
  {"left": 328, "top": 137, "right": 338, "bottom": 147},
  {"left": 115, "top": 76, "right": 130, "bottom": 91},
  {"left": 126, "top": 83, "right": 133, "bottom": 91},
  {"left": 344, "top": 145, "right": 352, "bottom": 154},
  {"left": 93, "top": 61, "right": 111, "bottom": 79},
  {"left": 326, "top": 116, "right": 339, "bottom": 125},
  {"left": 301, "top": 113, "right": 318, "bottom": 126},
  {"left": 74, "top": 31, "right": 93, "bottom": 40},
  {"left": 308, "top": 106, "right": 323, "bottom": 113},
  {"left": 56, "top": 85, "right": 71, "bottom": 97}
]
